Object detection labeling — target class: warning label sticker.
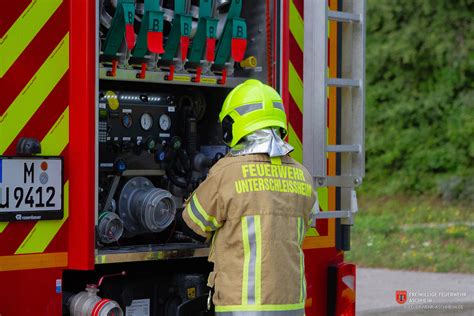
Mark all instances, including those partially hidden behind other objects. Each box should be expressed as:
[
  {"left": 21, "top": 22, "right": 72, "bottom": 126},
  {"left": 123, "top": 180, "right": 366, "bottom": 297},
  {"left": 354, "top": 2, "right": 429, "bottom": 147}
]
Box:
[{"left": 126, "top": 299, "right": 150, "bottom": 316}]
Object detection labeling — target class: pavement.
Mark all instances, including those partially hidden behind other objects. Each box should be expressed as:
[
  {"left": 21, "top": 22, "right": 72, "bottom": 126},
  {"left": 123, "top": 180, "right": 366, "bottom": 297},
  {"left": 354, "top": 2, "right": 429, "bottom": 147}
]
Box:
[{"left": 357, "top": 268, "right": 474, "bottom": 316}]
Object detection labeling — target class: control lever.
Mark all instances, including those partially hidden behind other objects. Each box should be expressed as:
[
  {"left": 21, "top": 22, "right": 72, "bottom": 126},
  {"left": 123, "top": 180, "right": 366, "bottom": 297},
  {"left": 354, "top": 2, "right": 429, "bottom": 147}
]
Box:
[{"left": 97, "top": 271, "right": 127, "bottom": 287}]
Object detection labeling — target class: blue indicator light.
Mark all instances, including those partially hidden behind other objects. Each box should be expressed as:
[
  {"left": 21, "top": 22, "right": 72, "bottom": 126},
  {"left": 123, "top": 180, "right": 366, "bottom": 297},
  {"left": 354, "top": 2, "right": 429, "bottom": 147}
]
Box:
[
  {"left": 157, "top": 151, "right": 166, "bottom": 161},
  {"left": 115, "top": 159, "right": 127, "bottom": 172}
]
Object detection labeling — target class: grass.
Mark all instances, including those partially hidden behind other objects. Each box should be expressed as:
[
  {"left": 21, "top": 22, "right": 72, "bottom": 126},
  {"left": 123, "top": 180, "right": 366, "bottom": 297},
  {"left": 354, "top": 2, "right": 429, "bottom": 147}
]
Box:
[{"left": 345, "top": 195, "right": 474, "bottom": 273}]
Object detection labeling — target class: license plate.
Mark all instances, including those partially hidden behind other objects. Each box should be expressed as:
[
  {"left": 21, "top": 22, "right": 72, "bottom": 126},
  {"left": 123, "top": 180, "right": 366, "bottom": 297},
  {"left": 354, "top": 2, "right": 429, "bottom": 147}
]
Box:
[{"left": 0, "top": 157, "right": 63, "bottom": 221}]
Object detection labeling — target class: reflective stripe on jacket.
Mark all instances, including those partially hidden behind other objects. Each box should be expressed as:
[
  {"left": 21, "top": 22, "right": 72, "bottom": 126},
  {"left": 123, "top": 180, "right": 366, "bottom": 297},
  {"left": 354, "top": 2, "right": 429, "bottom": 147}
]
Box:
[{"left": 182, "top": 154, "right": 316, "bottom": 315}]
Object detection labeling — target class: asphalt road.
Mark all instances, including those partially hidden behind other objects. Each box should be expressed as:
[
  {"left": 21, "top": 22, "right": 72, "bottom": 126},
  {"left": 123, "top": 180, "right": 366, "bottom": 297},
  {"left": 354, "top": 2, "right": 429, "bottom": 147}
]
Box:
[{"left": 357, "top": 268, "right": 474, "bottom": 316}]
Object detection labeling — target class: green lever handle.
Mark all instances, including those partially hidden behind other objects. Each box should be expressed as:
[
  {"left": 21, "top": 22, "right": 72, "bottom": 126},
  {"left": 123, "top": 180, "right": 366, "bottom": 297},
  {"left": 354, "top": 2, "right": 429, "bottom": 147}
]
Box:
[
  {"left": 132, "top": 0, "right": 164, "bottom": 58},
  {"left": 162, "top": 8, "right": 192, "bottom": 62},
  {"left": 188, "top": 0, "right": 219, "bottom": 64},
  {"left": 103, "top": 0, "right": 136, "bottom": 57},
  {"left": 214, "top": 0, "right": 247, "bottom": 66}
]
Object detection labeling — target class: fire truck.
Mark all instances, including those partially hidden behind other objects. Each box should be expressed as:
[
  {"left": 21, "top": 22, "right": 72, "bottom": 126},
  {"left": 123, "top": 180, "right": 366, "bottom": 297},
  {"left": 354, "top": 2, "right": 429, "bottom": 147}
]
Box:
[{"left": 0, "top": 0, "right": 365, "bottom": 315}]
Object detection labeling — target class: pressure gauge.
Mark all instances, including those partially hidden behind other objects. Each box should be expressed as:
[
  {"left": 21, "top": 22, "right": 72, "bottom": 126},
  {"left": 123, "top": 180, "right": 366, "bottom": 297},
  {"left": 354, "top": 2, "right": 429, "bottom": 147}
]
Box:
[
  {"left": 121, "top": 113, "right": 132, "bottom": 129},
  {"left": 159, "top": 114, "right": 171, "bottom": 131},
  {"left": 140, "top": 113, "right": 153, "bottom": 131}
]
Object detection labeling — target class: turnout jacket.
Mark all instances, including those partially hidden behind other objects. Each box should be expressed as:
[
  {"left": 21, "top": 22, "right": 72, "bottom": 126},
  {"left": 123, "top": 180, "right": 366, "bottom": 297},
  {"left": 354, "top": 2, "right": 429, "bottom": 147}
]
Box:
[{"left": 182, "top": 153, "right": 317, "bottom": 315}]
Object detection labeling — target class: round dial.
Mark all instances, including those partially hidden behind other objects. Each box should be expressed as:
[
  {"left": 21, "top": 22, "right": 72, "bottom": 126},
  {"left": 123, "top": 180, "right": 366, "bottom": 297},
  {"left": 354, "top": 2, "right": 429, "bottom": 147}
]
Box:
[
  {"left": 159, "top": 114, "right": 171, "bottom": 131},
  {"left": 121, "top": 113, "right": 132, "bottom": 128},
  {"left": 140, "top": 113, "right": 153, "bottom": 131}
]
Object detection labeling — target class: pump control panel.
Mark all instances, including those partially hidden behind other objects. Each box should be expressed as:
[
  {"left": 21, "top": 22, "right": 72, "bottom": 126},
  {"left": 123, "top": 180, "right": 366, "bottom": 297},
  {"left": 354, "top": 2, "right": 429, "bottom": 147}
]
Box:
[
  {"left": 98, "top": 90, "right": 177, "bottom": 172},
  {"left": 96, "top": 86, "right": 228, "bottom": 246},
  {"left": 94, "top": 0, "right": 270, "bottom": 258}
]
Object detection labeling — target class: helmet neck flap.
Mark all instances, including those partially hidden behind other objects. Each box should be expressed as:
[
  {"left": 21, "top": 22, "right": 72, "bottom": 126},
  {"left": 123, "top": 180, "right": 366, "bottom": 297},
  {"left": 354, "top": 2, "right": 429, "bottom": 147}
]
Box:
[{"left": 229, "top": 128, "right": 294, "bottom": 157}]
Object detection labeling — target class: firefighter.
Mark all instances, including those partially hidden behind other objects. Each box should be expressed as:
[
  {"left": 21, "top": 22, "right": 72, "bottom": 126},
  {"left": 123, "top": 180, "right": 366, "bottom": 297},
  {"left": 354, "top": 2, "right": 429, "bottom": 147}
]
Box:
[{"left": 177, "top": 79, "right": 318, "bottom": 315}]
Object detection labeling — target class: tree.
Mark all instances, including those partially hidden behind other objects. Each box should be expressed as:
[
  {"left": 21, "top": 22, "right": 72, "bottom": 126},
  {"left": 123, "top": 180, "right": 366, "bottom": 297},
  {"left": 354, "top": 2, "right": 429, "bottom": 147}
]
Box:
[{"left": 364, "top": 0, "right": 474, "bottom": 200}]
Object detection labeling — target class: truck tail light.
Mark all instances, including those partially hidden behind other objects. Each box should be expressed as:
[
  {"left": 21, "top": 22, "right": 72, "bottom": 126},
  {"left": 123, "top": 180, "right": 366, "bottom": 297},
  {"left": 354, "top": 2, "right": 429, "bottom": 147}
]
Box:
[{"left": 328, "top": 263, "right": 356, "bottom": 316}]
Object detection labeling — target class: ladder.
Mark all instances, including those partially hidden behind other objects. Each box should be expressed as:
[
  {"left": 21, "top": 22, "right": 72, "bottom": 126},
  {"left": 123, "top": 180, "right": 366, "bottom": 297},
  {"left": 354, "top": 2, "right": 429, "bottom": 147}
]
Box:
[{"left": 303, "top": 0, "right": 366, "bottom": 224}]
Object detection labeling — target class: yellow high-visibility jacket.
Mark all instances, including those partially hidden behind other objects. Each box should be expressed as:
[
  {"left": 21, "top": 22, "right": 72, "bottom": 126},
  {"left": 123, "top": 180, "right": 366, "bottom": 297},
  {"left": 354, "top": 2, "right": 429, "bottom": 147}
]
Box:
[{"left": 182, "top": 153, "right": 317, "bottom": 315}]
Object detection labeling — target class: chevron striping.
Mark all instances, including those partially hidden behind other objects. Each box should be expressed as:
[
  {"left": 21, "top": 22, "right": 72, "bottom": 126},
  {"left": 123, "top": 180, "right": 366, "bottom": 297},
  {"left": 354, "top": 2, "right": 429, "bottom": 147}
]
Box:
[
  {"left": 289, "top": 62, "right": 303, "bottom": 113},
  {"left": 288, "top": 0, "right": 339, "bottom": 245},
  {"left": 0, "top": 1, "right": 31, "bottom": 38},
  {"left": 15, "top": 181, "right": 69, "bottom": 254},
  {"left": 14, "top": 107, "right": 69, "bottom": 254},
  {"left": 0, "top": 223, "right": 8, "bottom": 233},
  {"left": 1, "top": 106, "right": 70, "bottom": 245},
  {"left": 289, "top": 0, "right": 304, "bottom": 52},
  {"left": 289, "top": 34, "right": 303, "bottom": 78},
  {"left": 3, "top": 74, "right": 69, "bottom": 155},
  {"left": 0, "top": 34, "right": 69, "bottom": 154},
  {"left": 291, "top": 0, "right": 304, "bottom": 18},
  {"left": 288, "top": 124, "right": 303, "bottom": 163},
  {"left": 0, "top": 2, "right": 68, "bottom": 116},
  {"left": 0, "top": 0, "right": 62, "bottom": 77},
  {"left": 40, "top": 107, "right": 69, "bottom": 155}
]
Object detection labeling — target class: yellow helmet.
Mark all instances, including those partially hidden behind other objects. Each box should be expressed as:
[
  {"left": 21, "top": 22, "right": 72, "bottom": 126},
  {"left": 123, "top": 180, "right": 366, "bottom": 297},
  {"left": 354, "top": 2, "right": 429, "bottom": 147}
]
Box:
[{"left": 219, "top": 79, "right": 288, "bottom": 147}]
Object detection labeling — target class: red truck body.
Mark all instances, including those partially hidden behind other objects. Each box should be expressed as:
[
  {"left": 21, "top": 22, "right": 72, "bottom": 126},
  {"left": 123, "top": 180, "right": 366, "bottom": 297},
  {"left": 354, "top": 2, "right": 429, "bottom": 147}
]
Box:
[{"left": 0, "top": 1, "right": 353, "bottom": 315}]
